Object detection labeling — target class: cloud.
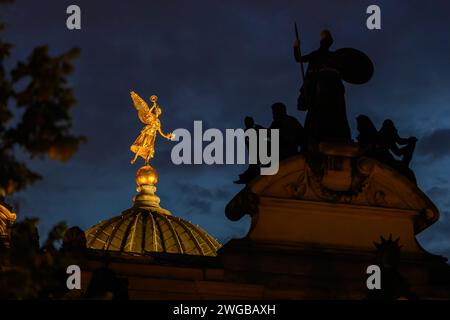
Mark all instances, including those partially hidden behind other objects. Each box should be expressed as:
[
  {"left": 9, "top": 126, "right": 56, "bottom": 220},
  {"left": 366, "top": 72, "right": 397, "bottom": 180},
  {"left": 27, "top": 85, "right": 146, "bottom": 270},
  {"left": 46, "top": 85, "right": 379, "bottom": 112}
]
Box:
[
  {"left": 186, "top": 198, "right": 211, "bottom": 213},
  {"left": 418, "top": 210, "right": 450, "bottom": 258},
  {"left": 159, "top": 181, "right": 234, "bottom": 216},
  {"left": 426, "top": 186, "right": 450, "bottom": 202},
  {"left": 417, "top": 129, "right": 450, "bottom": 159},
  {"left": 175, "top": 182, "right": 231, "bottom": 200},
  {"left": 170, "top": 182, "right": 232, "bottom": 214}
]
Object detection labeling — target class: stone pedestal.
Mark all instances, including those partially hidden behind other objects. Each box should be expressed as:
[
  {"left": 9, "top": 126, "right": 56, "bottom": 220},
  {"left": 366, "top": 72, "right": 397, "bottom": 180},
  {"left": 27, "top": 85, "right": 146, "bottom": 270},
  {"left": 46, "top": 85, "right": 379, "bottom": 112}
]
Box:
[
  {"left": 223, "top": 148, "right": 450, "bottom": 299},
  {"left": 248, "top": 197, "right": 422, "bottom": 253}
]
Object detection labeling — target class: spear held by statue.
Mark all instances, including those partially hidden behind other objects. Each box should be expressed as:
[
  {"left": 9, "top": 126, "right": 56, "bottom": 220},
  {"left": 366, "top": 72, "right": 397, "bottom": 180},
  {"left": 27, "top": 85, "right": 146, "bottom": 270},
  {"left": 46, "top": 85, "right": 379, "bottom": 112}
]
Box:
[{"left": 294, "top": 22, "right": 306, "bottom": 82}]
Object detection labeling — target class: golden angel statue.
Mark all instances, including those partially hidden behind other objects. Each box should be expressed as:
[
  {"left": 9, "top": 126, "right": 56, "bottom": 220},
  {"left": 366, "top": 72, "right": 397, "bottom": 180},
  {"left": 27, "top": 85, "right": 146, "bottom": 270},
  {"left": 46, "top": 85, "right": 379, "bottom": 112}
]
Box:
[{"left": 130, "top": 91, "right": 175, "bottom": 165}]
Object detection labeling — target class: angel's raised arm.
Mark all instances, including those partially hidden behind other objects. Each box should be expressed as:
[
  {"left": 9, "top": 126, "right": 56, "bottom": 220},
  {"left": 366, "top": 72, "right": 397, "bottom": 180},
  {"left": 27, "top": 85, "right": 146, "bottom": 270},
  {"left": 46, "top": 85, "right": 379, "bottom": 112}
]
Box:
[{"left": 158, "top": 127, "right": 174, "bottom": 140}]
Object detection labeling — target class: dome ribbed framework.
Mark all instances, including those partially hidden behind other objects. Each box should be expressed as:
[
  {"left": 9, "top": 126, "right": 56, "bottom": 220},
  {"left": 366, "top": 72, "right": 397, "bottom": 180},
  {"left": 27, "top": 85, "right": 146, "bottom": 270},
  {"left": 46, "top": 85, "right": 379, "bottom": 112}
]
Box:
[{"left": 85, "top": 208, "right": 221, "bottom": 256}]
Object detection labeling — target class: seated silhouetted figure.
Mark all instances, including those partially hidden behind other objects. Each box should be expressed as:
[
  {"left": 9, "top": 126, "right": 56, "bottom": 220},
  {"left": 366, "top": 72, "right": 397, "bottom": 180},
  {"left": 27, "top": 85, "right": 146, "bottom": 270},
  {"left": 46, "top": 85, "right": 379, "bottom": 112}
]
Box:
[
  {"left": 356, "top": 115, "right": 385, "bottom": 159},
  {"left": 244, "top": 116, "right": 265, "bottom": 152},
  {"left": 379, "top": 119, "right": 417, "bottom": 167},
  {"left": 378, "top": 120, "right": 417, "bottom": 183},
  {"left": 356, "top": 116, "right": 417, "bottom": 183},
  {"left": 357, "top": 115, "right": 379, "bottom": 150},
  {"left": 269, "top": 102, "right": 305, "bottom": 160},
  {"left": 234, "top": 116, "right": 265, "bottom": 184}
]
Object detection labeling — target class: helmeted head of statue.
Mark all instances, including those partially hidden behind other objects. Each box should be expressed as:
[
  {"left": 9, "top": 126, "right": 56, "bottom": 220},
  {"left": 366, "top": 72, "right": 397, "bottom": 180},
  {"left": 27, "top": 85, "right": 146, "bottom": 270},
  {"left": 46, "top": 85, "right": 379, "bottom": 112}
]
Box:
[{"left": 320, "top": 29, "right": 334, "bottom": 49}]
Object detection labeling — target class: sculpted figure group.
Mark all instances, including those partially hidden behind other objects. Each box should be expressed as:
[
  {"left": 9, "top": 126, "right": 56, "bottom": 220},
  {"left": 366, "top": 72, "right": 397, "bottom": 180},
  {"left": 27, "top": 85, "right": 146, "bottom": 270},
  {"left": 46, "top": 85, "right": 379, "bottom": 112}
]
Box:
[{"left": 235, "top": 30, "right": 417, "bottom": 184}]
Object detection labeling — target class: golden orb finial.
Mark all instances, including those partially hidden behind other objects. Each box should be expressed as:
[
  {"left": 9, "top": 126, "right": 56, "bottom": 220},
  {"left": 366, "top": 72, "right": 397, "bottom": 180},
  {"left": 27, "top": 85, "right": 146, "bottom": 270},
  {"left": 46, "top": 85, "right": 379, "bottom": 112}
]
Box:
[
  {"left": 136, "top": 165, "right": 158, "bottom": 187},
  {"left": 133, "top": 164, "right": 163, "bottom": 209}
]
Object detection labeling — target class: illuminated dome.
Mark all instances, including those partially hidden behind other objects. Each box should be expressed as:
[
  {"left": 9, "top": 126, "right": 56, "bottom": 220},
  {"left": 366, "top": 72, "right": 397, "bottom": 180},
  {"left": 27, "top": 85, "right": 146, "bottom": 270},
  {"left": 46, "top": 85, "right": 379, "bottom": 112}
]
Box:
[
  {"left": 85, "top": 165, "right": 221, "bottom": 256},
  {"left": 85, "top": 208, "right": 220, "bottom": 256}
]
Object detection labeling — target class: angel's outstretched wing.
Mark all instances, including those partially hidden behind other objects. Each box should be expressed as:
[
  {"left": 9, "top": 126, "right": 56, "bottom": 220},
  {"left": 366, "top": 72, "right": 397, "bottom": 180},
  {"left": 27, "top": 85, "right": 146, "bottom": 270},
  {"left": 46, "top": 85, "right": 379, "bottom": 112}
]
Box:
[{"left": 130, "top": 91, "right": 151, "bottom": 123}]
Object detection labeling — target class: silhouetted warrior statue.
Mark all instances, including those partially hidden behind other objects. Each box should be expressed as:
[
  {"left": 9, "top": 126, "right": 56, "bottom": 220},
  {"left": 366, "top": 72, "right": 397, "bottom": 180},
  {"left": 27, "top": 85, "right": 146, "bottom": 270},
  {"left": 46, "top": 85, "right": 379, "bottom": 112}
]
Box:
[
  {"left": 294, "top": 29, "right": 373, "bottom": 145},
  {"left": 234, "top": 116, "right": 264, "bottom": 184},
  {"left": 269, "top": 102, "right": 304, "bottom": 160},
  {"left": 356, "top": 115, "right": 417, "bottom": 183}
]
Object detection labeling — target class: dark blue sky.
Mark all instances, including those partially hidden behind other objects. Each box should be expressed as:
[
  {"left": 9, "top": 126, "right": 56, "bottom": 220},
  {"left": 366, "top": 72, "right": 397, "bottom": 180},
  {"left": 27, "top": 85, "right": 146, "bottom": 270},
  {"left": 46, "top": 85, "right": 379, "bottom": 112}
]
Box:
[{"left": 1, "top": 0, "right": 450, "bottom": 257}]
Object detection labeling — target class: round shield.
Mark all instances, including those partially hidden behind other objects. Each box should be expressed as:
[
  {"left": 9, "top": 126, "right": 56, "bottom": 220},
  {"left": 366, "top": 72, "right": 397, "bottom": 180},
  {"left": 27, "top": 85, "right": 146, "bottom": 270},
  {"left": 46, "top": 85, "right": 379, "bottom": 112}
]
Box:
[{"left": 335, "top": 48, "right": 374, "bottom": 84}]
